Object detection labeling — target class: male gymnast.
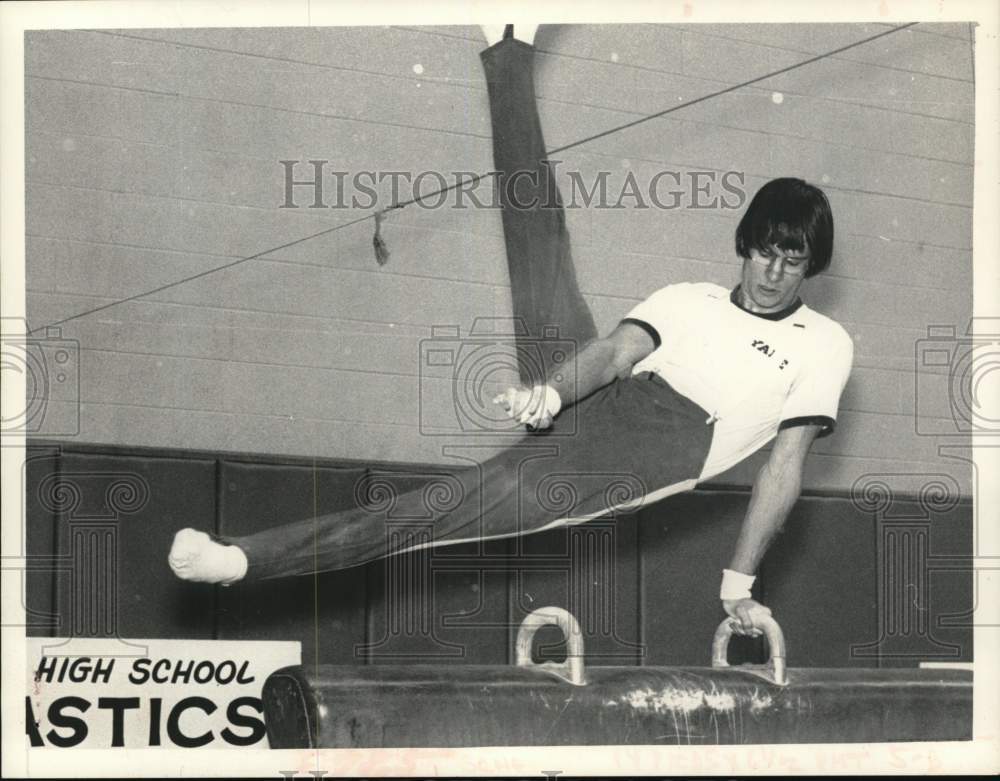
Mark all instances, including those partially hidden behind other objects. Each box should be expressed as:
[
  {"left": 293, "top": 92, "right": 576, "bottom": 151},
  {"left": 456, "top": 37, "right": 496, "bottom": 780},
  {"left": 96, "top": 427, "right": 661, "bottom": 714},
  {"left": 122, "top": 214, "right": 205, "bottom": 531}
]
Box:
[{"left": 169, "top": 25, "right": 853, "bottom": 638}]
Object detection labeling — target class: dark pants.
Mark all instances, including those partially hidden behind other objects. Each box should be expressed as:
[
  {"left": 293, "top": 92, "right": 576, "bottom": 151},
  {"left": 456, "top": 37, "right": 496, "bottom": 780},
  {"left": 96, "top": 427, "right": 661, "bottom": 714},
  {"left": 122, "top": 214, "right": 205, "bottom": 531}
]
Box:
[
  {"left": 483, "top": 34, "right": 597, "bottom": 383},
  {"left": 223, "top": 38, "right": 714, "bottom": 580}
]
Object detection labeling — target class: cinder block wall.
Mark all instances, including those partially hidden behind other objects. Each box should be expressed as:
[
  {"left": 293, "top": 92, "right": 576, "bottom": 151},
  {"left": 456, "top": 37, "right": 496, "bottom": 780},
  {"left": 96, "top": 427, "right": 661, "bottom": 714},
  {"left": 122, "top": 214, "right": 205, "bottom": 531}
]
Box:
[{"left": 25, "top": 23, "right": 974, "bottom": 495}]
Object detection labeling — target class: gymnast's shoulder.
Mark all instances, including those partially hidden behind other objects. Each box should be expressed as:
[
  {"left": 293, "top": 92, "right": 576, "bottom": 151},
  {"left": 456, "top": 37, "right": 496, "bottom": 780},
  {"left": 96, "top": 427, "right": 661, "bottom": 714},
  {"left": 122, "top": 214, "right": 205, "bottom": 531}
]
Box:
[
  {"left": 641, "top": 280, "right": 727, "bottom": 302},
  {"left": 793, "top": 302, "right": 854, "bottom": 352}
]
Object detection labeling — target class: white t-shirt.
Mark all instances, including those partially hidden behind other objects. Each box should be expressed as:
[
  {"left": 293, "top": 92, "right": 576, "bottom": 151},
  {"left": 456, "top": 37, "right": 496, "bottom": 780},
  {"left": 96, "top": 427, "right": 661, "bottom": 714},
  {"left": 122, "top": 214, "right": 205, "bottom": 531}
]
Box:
[{"left": 623, "top": 282, "right": 853, "bottom": 480}]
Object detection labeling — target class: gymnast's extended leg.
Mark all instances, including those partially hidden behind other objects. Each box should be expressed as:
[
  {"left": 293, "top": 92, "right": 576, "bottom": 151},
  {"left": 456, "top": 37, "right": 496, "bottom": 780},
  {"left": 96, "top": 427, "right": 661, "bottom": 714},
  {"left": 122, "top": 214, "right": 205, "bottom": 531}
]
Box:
[
  {"left": 482, "top": 24, "right": 597, "bottom": 383},
  {"left": 167, "top": 26, "right": 710, "bottom": 585},
  {"left": 170, "top": 371, "right": 712, "bottom": 582}
]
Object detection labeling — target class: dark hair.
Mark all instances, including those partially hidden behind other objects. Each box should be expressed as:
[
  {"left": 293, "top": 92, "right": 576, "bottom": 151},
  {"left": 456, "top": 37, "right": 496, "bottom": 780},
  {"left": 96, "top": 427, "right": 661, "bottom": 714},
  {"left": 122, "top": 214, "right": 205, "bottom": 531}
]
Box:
[{"left": 735, "top": 178, "right": 834, "bottom": 277}]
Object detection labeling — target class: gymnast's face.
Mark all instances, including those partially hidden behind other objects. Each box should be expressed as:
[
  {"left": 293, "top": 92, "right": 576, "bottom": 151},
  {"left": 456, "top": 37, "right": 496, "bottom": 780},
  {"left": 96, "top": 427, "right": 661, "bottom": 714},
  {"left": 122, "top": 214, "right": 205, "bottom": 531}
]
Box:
[{"left": 740, "top": 245, "right": 810, "bottom": 314}]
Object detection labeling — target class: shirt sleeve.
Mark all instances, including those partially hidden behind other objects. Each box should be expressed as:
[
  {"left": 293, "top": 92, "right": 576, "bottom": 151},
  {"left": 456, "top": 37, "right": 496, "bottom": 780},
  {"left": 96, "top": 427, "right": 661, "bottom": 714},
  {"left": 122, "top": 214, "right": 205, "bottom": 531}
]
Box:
[
  {"left": 779, "top": 326, "right": 854, "bottom": 438},
  {"left": 620, "top": 284, "right": 688, "bottom": 350}
]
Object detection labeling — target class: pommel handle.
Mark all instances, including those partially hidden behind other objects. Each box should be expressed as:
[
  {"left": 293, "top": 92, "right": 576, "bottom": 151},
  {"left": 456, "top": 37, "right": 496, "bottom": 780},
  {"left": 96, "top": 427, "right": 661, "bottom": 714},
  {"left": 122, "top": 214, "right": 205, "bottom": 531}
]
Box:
[
  {"left": 515, "top": 606, "right": 586, "bottom": 686},
  {"left": 712, "top": 613, "right": 788, "bottom": 686}
]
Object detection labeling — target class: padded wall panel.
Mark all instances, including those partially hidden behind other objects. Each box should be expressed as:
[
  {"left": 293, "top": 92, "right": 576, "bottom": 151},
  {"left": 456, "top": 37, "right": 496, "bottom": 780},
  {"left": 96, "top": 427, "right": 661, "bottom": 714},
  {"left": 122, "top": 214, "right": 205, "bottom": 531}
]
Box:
[
  {"left": 216, "top": 460, "right": 368, "bottom": 665},
  {"left": 637, "top": 490, "right": 764, "bottom": 667},
  {"left": 759, "top": 496, "right": 879, "bottom": 668},
  {"left": 761, "top": 494, "right": 973, "bottom": 668},
  {"left": 868, "top": 497, "right": 973, "bottom": 668},
  {"left": 54, "top": 452, "right": 217, "bottom": 639},
  {"left": 24, "top": 448, "right": 61, "bottom": 637}
]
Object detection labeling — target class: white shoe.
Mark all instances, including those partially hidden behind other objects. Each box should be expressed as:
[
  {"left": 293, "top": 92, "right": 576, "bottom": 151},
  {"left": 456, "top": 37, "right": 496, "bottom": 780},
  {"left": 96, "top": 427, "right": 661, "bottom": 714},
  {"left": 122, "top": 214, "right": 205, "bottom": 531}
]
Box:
[{"left": 168, "top": 528, "right": 248, "bottom": 585}]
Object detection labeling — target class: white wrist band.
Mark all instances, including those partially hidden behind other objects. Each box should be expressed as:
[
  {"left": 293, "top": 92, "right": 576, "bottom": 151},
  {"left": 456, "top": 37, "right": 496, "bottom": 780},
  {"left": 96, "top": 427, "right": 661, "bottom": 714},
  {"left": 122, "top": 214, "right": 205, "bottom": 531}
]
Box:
[
  {"left": 720, "top": 568, "right": 756, "bottom": 600},
  {"left": 540, "top": 384, "right": 562, "bottom": 418}
]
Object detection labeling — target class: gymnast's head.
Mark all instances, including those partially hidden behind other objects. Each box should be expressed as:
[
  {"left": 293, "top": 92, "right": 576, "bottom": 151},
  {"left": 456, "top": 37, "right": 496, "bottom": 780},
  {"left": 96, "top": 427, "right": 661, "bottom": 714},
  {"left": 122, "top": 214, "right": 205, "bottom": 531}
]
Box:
[{"left": 735, "top": 177, "right": 834, "bottom": 279}]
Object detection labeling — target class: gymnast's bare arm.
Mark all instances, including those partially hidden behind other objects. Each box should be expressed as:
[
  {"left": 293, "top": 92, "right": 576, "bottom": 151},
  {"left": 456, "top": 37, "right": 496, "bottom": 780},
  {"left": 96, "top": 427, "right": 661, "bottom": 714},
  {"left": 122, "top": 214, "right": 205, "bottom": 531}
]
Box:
[
  {"left": 493, "top": 321, "right": 655, "bottom": 428},
  {"left": 724, "top": 423, "right": 821, "bottom": 635}
]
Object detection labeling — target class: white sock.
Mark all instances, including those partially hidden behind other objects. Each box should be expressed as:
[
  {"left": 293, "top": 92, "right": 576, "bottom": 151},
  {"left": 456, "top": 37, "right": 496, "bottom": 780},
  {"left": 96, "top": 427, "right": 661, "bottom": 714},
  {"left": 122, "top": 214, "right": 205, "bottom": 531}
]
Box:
[
  {"left": 516, "top": 25, "right": 539, "bottom": 45},
  {"left": 480, "top": 24, "right": 539, "bottom": 46},
  {"left": 168, "top": 528, "right": 247, "bottom": 585},
  {"left": 480, "top": 25, "right": 507, "bottom": 46}
]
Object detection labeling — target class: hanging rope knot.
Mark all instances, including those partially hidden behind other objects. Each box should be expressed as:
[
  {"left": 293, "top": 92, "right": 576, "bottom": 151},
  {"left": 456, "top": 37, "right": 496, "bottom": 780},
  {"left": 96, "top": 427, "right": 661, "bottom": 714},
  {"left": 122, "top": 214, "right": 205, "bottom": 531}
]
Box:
[{"left": 373, "top": 208, "right": 391, "bottom": 266}]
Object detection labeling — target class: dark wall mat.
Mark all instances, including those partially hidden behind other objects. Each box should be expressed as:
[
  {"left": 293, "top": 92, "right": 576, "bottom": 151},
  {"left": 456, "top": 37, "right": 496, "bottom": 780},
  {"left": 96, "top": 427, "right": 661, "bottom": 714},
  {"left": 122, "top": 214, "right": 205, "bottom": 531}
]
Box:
[
  {"left": 217, "top": 460, "right": 368, "bottom": 666},
  {"left": 637, "top": 490, "right": 765, "bottom": 667},
  {"left": 24, "top": 447, "right": 61, "bottom": 637},
  {"left": 362, "top": 468, "right": 512, "bottom": 665},
  {"left": 759, "top": 495, "right": 879, "bottom": 668},
  {"left": 364, "top": 552, "right": 513, "bottom": 665},
  {"left": 54, "top": 452, "right": 217, "bottom": 639},
  {"left": 762, "top": 493, "right": 973, "bottom": 668},
  {"left": 23, "top": 443, "right": 974, "bottom": 673}
]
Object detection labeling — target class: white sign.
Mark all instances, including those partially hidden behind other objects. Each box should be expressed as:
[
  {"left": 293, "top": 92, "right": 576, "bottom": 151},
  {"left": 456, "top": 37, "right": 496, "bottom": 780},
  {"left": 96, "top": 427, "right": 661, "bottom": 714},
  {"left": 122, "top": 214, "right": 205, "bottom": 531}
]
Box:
[{"left": 25, "top": 639, "right": 300, "bottom": 749}]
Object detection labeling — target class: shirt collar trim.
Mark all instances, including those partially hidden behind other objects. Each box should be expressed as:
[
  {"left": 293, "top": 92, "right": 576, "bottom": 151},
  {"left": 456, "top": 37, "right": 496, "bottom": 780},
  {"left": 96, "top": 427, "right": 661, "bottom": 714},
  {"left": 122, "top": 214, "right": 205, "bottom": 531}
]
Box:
[{"left": 730, "top": 285, "right": 804, "bottom": 321}]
